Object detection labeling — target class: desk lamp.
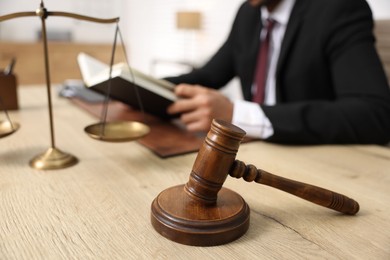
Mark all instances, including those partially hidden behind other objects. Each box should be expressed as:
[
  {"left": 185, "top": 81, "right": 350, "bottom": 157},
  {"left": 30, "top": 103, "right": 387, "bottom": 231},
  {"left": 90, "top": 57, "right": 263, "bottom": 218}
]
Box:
[{"left": 151, "top": 119, "right": 360, "bottom": 246}]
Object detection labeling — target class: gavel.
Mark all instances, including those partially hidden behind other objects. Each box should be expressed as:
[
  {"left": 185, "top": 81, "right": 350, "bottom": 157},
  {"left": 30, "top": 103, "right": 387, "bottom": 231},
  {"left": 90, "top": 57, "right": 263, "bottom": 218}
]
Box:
[{"left": 151, "top": 119, "right": 359, "bottom": 246}]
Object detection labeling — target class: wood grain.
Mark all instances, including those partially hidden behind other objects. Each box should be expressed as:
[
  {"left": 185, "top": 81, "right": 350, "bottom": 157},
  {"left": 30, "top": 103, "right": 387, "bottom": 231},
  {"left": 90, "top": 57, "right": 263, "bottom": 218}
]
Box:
[
  {"left": 0, "top": 86, "right": 389, "bottom": 258},
  {"left": 230, "top": 160, "right": 359, "bottom": 215}
]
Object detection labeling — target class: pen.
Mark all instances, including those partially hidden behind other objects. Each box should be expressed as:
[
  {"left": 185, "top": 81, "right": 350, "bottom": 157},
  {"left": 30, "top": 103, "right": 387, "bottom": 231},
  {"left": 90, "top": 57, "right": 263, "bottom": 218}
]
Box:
[{"left": 4, "top": 58, "right": 16, "bottom": 75}]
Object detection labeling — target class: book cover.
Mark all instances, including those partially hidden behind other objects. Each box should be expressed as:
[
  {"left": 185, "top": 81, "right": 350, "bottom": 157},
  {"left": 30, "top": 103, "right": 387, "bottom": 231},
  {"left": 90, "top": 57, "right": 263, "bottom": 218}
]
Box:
[{"left": 77, "top": 53, "right": 177, "bottom": 119}]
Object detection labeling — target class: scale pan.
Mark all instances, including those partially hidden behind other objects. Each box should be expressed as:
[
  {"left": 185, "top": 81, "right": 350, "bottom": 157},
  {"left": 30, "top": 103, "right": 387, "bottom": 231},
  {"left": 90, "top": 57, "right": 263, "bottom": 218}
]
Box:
[
  {"left": 0, "top": 120, "right": 20, "bottom": 138},
  {"left": 85, "top": 121, "right": 150, "bottom": 142}
]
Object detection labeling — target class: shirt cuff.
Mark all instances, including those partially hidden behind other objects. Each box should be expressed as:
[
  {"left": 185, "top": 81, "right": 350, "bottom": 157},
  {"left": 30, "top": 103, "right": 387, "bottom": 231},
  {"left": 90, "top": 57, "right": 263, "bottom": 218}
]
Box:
[{"left": 232, "top": 99, "right": 274, "bottom": 139}]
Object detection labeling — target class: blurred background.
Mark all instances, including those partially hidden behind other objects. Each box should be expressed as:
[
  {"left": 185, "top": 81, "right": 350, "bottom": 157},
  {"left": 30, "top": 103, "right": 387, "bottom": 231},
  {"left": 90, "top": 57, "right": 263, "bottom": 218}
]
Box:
[{"left": 0, "top": 0, "right": 389, "bottom": 91}]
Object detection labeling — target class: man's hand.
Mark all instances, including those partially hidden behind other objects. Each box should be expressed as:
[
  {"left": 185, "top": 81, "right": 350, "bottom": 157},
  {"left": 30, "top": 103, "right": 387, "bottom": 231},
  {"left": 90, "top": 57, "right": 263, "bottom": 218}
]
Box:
[{"left": 167, "top": 84, "right": 233, "bottom": 132}]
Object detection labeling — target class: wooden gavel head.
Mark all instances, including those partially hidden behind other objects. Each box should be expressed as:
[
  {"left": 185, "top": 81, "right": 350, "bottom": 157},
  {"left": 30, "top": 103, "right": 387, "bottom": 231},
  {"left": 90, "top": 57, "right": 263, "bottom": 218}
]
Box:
[
  {"left": 150, "top": 119, "right": 359, "bottom": 246},
  {"left": 151, "top": 119, "right": 249, "bottom": 246},
  {"left": 184, "top": 119, "right": 246, "bottom": 205}
]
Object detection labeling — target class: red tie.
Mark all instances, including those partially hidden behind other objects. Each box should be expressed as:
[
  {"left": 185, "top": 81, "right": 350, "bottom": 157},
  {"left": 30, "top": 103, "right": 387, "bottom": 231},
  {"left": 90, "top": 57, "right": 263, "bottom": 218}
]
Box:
[{"left": 252, "top": 19, "right": 276, "bottom": 104}]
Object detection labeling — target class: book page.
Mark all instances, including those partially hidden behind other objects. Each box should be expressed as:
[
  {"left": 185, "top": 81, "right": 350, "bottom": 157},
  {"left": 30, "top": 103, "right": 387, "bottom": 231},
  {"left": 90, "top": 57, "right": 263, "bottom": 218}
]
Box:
[{"left": 78, "top": 52, "right": 177, "bottom": 101}]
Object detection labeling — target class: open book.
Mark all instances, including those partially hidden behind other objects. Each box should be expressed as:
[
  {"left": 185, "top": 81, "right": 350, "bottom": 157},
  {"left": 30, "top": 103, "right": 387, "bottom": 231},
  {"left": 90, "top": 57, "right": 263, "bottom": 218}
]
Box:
[{"left": 77, "top": 52, "right": 177, "bottom": 119}]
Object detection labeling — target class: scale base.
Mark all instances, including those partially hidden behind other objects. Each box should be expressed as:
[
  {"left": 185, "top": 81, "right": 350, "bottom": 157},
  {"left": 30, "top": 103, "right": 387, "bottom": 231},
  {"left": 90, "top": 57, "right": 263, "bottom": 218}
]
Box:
[
  {"left": 151, "top": 184, "right": 250, "bottom": 246},
  {"left": 29, "top": 147, "right": 78, "bottom": 170}
]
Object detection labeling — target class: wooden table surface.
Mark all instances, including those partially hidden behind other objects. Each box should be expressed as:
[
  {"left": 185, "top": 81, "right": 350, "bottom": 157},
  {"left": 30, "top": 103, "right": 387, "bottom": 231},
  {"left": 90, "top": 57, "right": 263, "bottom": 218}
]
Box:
[{"left": 1, "top": 86, "right": 389, "bottom": 259}]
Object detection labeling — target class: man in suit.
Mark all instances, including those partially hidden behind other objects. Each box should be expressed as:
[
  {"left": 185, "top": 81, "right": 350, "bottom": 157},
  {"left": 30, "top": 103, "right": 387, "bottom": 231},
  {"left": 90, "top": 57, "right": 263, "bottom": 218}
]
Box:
[{"left": 166, "top": 0, "right": 390, "bottom": 144}]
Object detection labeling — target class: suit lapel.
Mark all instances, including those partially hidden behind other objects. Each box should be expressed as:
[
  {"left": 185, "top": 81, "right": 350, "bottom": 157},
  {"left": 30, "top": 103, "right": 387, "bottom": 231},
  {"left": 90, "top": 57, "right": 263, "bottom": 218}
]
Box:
[{"left": 276, "top": 0, "right": 308, "bottom": 102}]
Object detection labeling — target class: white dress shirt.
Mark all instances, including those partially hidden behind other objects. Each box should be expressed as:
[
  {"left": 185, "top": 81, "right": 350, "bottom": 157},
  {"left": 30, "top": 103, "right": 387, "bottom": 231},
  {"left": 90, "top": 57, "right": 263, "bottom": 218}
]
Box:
[{"left": 232, "top": 0, "right": 296, "bottom": 138}]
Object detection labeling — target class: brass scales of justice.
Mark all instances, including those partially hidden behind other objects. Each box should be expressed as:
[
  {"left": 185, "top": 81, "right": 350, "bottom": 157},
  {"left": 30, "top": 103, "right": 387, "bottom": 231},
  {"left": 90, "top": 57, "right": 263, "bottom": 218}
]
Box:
[{"left": 0, "top": 0, "right": 150, "bottom": 170}]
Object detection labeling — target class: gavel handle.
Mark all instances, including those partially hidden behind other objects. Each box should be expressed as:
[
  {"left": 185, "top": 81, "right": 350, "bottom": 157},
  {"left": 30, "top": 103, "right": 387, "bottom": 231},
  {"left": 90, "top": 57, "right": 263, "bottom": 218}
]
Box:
[{"left": 229, "top": 160, "right": 359, "bottom": 215}]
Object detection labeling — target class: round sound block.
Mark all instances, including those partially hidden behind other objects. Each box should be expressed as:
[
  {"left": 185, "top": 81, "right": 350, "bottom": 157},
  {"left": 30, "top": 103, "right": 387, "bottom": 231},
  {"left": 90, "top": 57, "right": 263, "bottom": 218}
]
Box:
[{"left": 151, "top": 184, "right": 250, "bottom": 246}]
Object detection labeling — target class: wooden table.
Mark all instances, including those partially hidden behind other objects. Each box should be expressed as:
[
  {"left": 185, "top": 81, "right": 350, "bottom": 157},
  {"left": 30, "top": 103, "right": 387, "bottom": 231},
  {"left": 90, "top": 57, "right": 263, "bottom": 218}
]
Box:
[{"left": 1, "top": 86, "right": 389, "bottom": 259}]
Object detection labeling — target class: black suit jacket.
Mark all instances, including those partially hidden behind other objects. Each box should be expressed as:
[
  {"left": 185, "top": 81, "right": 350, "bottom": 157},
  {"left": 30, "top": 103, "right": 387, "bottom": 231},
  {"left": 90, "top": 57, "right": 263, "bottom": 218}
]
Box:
[{"left": 166, "top": 0, "right": 390, "bottom": 144}]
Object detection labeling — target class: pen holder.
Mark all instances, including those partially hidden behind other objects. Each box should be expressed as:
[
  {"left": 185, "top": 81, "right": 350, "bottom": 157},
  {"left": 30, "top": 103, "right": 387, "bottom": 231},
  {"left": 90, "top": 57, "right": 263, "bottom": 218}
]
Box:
[{"left": 0, "top": 73, "right": 19, "bottom": 110}]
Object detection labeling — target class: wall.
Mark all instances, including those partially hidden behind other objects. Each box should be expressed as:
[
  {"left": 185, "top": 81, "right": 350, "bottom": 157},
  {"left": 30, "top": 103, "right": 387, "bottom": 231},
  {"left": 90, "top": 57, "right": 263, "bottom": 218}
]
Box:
[
  {"left": 366, "top": 0, "right": 390, "bottom": 19},
  {"left": 0, "top": 0, "right": 125, "bottom": 43},
  {"left": 124, "top": 0, "right": 243, "bottom": 75}
]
